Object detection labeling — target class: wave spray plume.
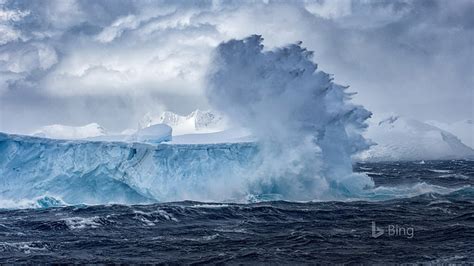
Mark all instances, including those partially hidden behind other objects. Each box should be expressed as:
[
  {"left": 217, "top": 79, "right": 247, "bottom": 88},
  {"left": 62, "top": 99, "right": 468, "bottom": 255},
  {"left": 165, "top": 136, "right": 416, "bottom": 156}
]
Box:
[{"left": 206, "top": 35, "right": 374, "bottom": 200}]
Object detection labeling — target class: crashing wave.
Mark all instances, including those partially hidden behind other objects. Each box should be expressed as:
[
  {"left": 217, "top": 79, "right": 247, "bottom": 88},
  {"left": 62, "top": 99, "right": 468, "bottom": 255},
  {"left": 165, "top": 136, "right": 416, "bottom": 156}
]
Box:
[
  {"left": 206, "top": 35, "right": 374, "bottom": 200},
  {"left": 0, "top": 195, "right": 65, "bottom": 209}
]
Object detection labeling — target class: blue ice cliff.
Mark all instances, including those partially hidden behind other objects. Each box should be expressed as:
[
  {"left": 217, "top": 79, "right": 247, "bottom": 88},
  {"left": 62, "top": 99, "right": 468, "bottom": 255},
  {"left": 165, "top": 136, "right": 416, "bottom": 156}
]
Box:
[{"left": 0, "top": 133, "right": 258, "bottom": 204}]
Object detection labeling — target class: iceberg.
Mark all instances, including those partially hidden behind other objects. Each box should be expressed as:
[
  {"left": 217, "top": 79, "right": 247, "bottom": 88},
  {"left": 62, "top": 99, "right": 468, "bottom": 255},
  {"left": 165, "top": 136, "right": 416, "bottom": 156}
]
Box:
[
  {"left": 3, "top": 117, "right": 467, "bottom": 205},
  {"left": 0, "top": 132, "right": 259, "bottom": 205}
]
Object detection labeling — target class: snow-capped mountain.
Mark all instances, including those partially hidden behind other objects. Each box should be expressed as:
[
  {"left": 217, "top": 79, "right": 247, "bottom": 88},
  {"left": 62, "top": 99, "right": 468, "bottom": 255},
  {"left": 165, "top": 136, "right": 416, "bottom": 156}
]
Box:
[
  {"left": 32, "top": 123, "right": 107, "bottom": 140},
  {"left": 356, "top": 114, "right": 474, "bottom": 161},
  {"left": 140, "top": 109, "right": 227, "bottom": 135},
  {"left": 426, "top": 119, "right": 474, "bottom": 149}
]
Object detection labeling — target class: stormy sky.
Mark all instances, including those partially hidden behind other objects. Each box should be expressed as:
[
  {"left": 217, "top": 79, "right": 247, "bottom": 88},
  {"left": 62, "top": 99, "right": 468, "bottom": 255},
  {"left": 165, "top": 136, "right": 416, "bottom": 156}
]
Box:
[{"left": 0, "top": 0, "right": 473, "bottom": 134}]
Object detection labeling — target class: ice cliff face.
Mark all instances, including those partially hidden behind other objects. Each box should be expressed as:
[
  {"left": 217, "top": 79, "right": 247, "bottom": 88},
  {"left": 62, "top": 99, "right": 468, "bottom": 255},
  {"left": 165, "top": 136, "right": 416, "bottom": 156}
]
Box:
[{"left": 0, "top": 132, "right": 258, "bottom": 205}]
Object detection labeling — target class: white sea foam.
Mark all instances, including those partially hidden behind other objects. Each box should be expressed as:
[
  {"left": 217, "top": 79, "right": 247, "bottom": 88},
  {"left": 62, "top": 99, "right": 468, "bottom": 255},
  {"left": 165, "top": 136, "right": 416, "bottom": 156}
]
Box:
[
  {"left": 133, "top": 209, "right": 179, "bottom": 224},
  {"left": 0, "top": 241, "right": 49, "bottom": 254},
  {"left": 63, "top": 216, "right": 101, "bottom": 230},
  {"left": 429, "top": 169, "right": 453, "bottom": 174},
  {"left": 191, "top": 204, "right": 230, "bottom": 208},
  {"left": 0, "top": 196, "right": 65, "bottom": 209},
  {"left": 366, "top": 182, "right": 459, "bottom": 200}
]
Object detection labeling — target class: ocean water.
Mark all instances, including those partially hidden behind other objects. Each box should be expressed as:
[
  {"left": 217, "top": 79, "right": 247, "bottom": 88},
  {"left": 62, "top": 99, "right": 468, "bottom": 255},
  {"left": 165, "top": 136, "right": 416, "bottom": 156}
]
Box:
[{"left": 0, "top": 160, "right": 473, "bottom": 263}]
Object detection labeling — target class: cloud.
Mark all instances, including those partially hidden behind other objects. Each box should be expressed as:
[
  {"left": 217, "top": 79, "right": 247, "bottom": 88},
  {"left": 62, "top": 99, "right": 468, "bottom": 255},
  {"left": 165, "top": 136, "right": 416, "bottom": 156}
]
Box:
[{"left": 0, "top": 0, "right": 472, "bottom": 134}]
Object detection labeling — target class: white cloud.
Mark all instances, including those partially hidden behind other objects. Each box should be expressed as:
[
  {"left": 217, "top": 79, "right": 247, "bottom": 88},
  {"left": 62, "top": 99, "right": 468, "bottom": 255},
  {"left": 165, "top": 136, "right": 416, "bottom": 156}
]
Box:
[
  {"left": 0, "top": 24, "right": 21, "bottom": 45},
  {"left": 304, "top": 0, "right": 352, "bottom": 19},
  {"left": 0, "top": 7, "right": 29, "bottom": 45},
  {"left": 95, "top": 15, "right": 140, "bottom": 43},
  {"left": 0, "top": 8, "right": 29, "bottom": 22}
]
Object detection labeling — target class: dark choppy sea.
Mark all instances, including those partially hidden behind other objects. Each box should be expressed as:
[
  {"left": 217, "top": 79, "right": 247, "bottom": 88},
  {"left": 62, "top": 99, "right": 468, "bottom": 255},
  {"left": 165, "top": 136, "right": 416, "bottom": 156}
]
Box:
[{"left": 1, "top": 160, "right": 473, "bottom": 263}]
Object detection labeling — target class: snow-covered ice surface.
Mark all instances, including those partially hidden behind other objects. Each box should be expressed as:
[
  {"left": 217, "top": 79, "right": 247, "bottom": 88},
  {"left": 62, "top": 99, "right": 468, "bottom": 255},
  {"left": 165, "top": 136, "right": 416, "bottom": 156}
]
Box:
[
  {"left": 356, "top": 114, "right": 474, "bottom": 161},
  {"left": 170, "top": 128, "right": 253, "bottom": 144},
  {"left": 32, "top": 123, "right": 106, "bottom": 139},
  {"left": 86, "top": 124, "right": 172, "bottom": 144}
]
